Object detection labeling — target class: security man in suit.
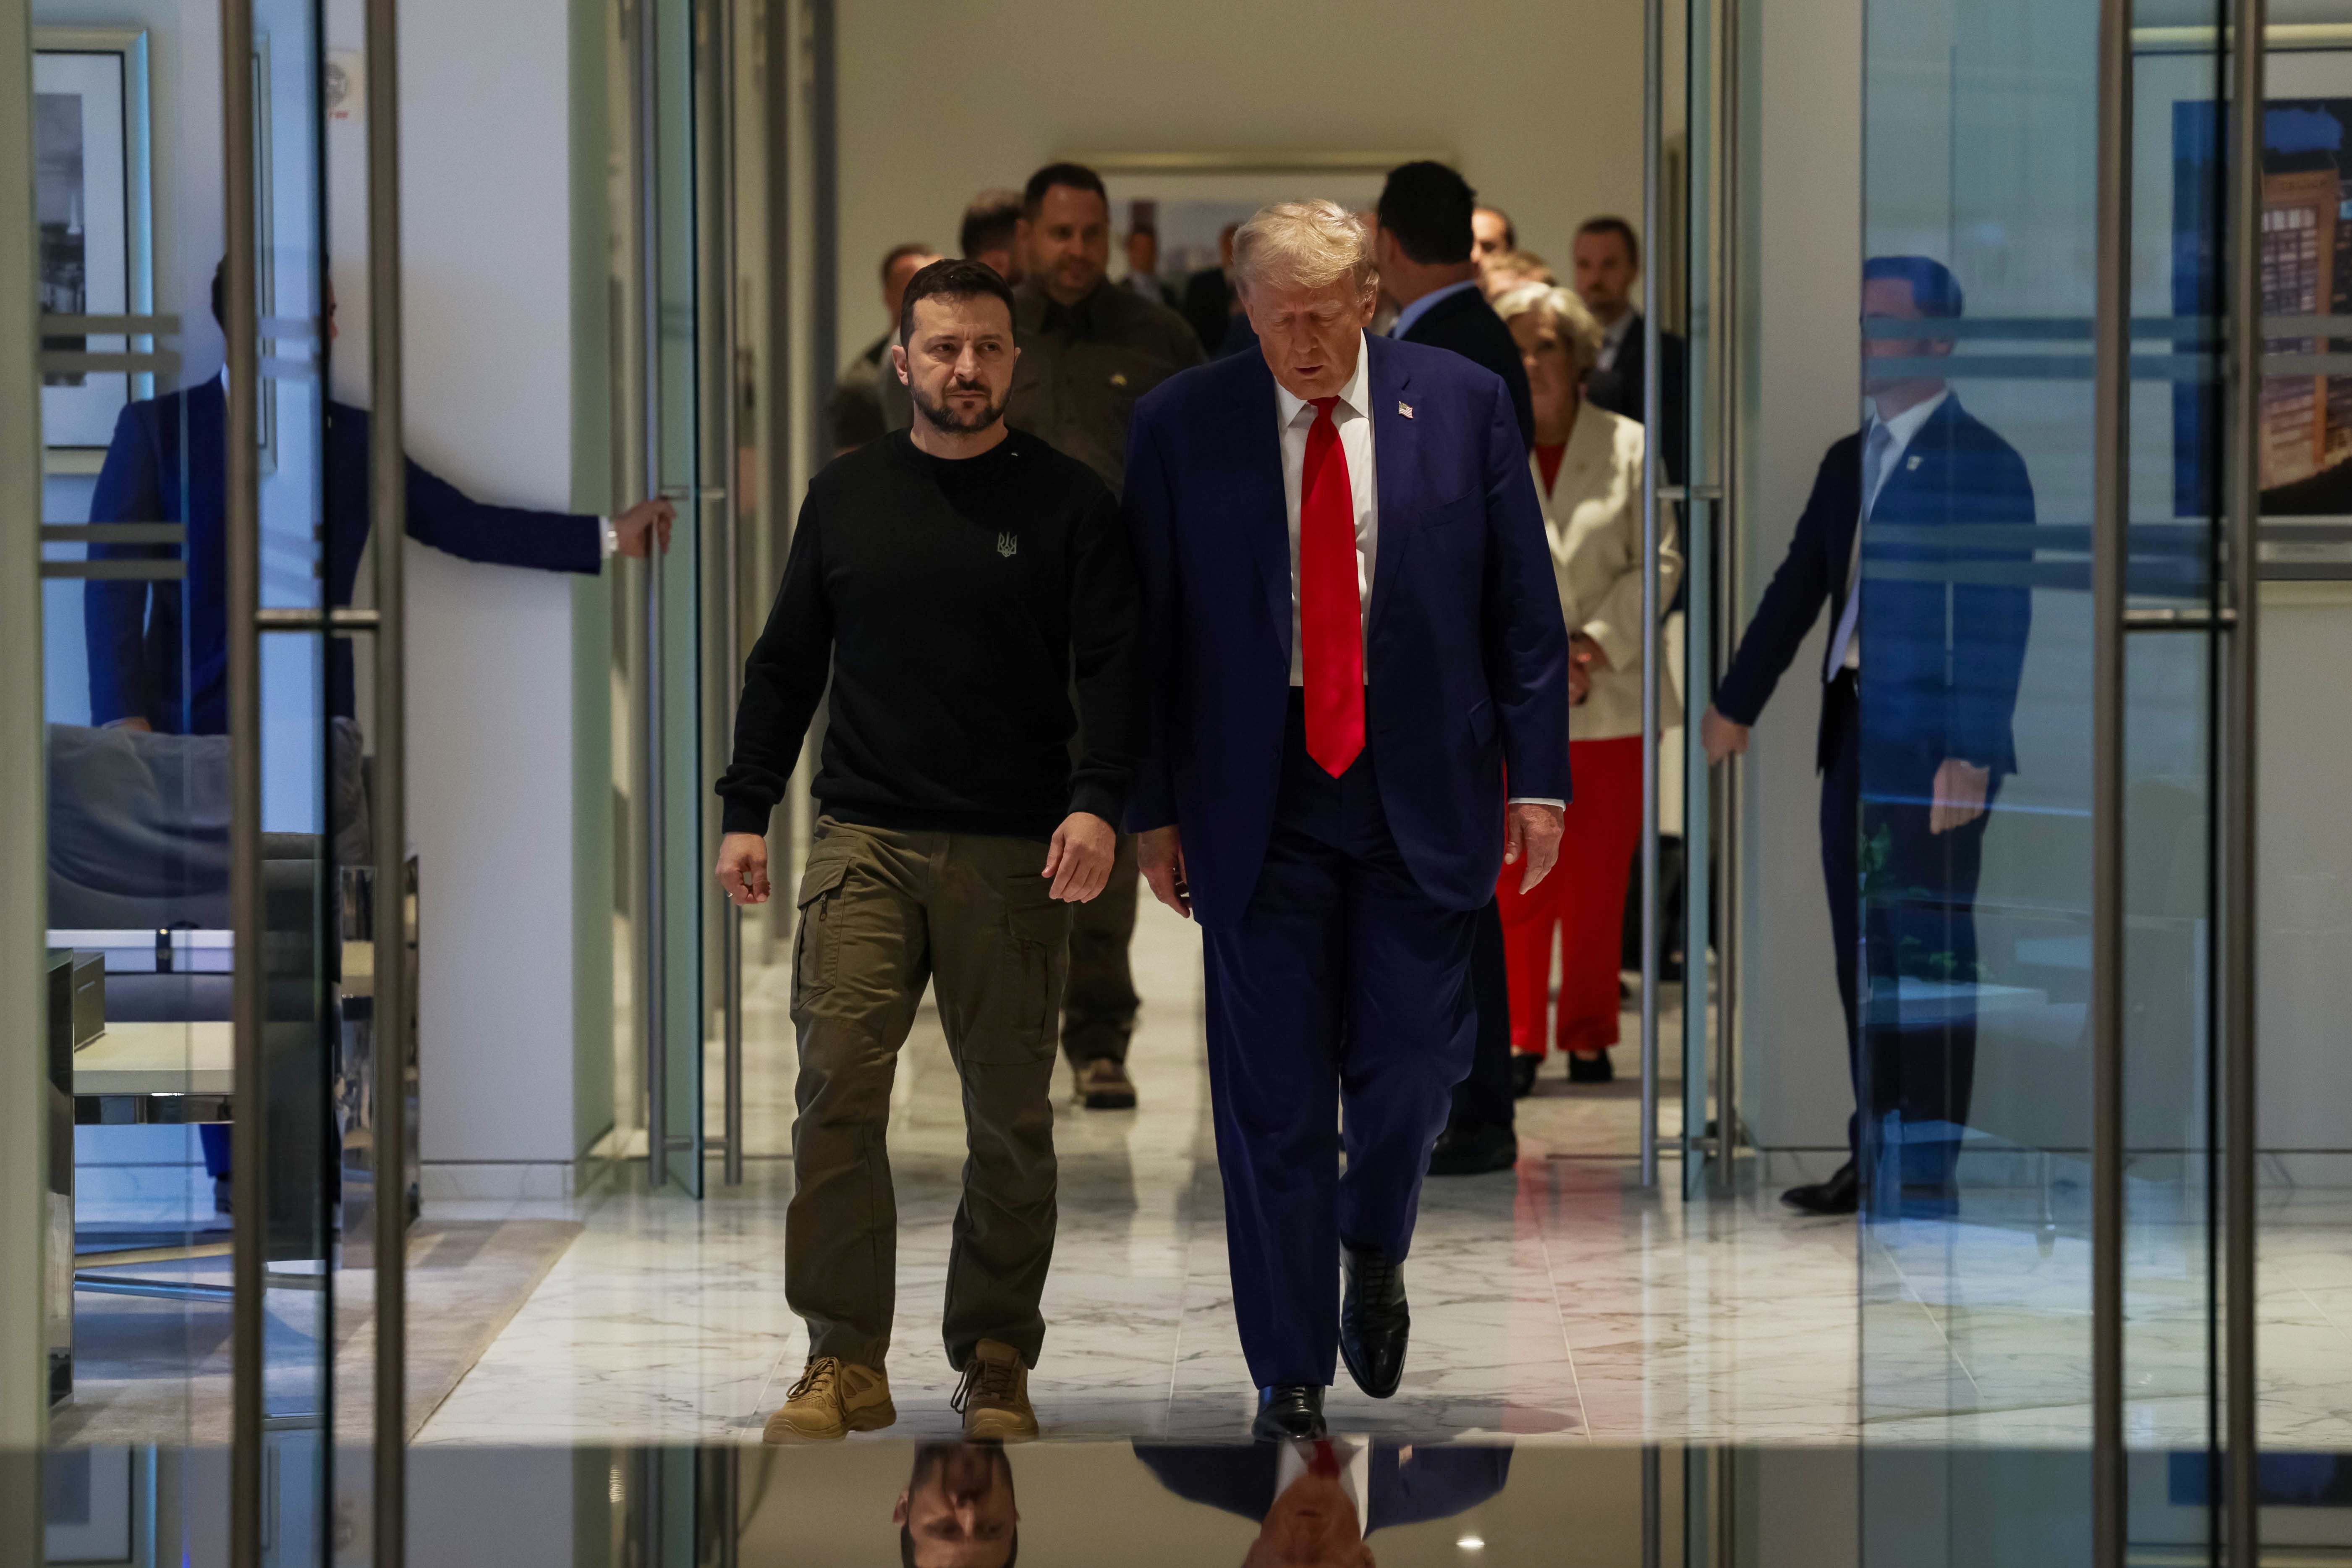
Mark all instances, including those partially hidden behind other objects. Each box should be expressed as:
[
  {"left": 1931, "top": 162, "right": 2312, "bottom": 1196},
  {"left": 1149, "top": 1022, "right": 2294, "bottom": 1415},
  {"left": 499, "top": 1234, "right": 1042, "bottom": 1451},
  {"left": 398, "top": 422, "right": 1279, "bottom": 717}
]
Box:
[
  {"left": 1371, "top": 161, "right": 1540, "bottom": 1179},
  {"left": 1703, "top": 255, "right": 2034, "bottom": 1217},
  {"left": 85, "top": 261, "right": 672, "bottom": 736}
]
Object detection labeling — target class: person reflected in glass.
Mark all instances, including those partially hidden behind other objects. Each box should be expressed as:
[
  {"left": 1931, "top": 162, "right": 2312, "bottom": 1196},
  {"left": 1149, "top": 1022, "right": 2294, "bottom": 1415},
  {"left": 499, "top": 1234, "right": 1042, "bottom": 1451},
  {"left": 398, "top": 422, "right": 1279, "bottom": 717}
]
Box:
[
  {"left": 1137, "top": 1435, "right": 1508, "bottom": 1568},
  {"left": 1490, "top": 282, "right": 1679, "bottom": 1097},
  {"left": 1702, "top": 255, "right": 2033, "bottom": 1217},
  {"left": 85, "top": 259, "right": 673, "bottom": 737},
  {"left": 894, "top": 1443, "right": 1020, "bottom": 1568}
]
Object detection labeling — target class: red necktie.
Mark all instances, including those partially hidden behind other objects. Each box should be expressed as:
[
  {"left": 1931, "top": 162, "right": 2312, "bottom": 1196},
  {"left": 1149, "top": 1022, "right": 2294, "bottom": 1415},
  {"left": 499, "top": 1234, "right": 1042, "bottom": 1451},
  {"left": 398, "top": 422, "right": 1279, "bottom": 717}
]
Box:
[
  {"left": 1300, "top": 396, "right": 1365, "bottom": 776},
  {"left": 1310, "top": 1439, "right": 1341, "bottom": 1478}
]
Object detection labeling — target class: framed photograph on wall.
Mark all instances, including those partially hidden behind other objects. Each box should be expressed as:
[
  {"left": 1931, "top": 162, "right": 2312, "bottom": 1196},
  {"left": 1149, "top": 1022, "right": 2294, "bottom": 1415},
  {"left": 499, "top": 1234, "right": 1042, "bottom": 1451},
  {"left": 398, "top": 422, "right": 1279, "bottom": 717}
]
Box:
[{"left": 34, "top": 27, "right": 154, "bottom": 469}]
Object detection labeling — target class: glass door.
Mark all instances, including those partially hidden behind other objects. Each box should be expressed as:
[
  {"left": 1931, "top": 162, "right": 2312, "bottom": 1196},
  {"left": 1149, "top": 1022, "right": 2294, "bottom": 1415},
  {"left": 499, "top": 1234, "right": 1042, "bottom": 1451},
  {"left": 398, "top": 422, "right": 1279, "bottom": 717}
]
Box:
[
  {"left": 1844, "top": 0, "right": 2257, "bottom": 1558},
  {"left": 611, "top": 0, "right": 719, "bottom": 1197},
  {"left": 13, "top": 0, "right": 406, "bottom": 1555}
]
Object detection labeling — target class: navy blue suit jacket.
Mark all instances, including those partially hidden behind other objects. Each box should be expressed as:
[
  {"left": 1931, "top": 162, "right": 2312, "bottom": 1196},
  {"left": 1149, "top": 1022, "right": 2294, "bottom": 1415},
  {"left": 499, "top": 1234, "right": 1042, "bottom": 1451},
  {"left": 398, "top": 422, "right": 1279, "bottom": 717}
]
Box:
[
  {"left": 1122, "top": 335, "right": 1572, "bottom": 929},
  {"left": 1396, "top": 283, "right": 1536, "bottom": 451},
  {"left": 1714, "top": 394, "right": 2034, "bottom": 775},
  {"left": 1135, "top": 1442, "right": 1510, "bottom": 1534},
  {"left": 84, "top": 377, "right": 602, "bottom": 734}
]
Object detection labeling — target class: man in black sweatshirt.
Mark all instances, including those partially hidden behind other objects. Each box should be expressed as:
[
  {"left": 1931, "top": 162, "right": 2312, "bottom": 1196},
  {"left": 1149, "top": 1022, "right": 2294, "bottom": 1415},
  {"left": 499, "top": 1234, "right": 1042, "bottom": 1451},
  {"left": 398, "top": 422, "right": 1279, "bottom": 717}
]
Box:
[{"left": 713, "top": 259, "right": 1145, "bottom": 1447}]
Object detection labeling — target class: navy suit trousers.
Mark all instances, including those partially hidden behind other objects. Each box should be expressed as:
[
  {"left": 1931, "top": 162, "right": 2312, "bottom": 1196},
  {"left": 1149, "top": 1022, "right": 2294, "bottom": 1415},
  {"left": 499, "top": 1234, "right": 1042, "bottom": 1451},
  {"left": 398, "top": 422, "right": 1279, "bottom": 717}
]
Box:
[
  {"left": 1820, "top": 671, "right": 1987, "bottom": 1177},
  {"left": 1202, "top": 695, "right": 1479, "bottom": 1388}
]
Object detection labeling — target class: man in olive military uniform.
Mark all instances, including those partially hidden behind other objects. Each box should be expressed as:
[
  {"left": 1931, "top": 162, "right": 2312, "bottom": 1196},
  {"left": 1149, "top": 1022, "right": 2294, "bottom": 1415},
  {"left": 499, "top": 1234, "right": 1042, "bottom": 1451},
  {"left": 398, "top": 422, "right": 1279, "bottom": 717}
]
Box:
[{"left": 1007, "top": 161, "right": 1206, "bottom": 1112}]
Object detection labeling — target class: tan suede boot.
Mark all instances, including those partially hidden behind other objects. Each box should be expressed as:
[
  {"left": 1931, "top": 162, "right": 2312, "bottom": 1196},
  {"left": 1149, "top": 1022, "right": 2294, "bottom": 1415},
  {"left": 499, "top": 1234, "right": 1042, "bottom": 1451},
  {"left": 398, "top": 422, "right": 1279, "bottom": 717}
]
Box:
[
  {"left": 762, "top": 1356, "right": 896, "bottom": 1444},
  {"left": 951, "top": 1338, "right": 1039, "bottom": 1442}
]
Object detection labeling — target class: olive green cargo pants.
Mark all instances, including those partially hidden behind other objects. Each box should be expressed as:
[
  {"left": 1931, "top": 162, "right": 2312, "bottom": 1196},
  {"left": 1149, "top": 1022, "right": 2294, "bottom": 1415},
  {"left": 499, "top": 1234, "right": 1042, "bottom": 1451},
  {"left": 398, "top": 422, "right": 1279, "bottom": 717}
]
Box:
[{"left": 785, "top": 817, "right": 1071, "bottom": 1371}]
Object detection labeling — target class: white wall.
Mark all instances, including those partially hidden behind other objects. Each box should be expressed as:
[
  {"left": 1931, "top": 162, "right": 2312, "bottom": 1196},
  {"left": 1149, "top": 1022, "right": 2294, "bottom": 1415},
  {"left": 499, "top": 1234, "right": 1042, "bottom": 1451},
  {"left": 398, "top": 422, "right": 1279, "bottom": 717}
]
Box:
[
  {"left": 832, "top": 0, "right": 1646, "bottom": 359},
  {"left": 327, "top": 0, "right": 589, "bottom": 1178}
]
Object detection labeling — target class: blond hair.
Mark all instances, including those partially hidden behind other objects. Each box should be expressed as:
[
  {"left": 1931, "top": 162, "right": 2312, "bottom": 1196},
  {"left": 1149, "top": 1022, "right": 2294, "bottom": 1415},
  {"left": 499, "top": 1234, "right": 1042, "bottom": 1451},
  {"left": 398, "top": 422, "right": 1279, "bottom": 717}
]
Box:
[
  {"left": 1231, "top": 199, "right": 1378, "bottom": 299},
  {"left": 1495, "top": 281, "right": 1605, "bottom": 378}
]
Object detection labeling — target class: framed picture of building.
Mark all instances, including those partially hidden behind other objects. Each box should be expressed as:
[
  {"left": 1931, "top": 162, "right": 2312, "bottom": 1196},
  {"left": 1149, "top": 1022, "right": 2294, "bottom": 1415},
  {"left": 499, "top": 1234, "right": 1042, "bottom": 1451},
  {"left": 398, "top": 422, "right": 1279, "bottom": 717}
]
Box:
[{"left": 34, "top": 28, "right": 154, "bottom": 465}]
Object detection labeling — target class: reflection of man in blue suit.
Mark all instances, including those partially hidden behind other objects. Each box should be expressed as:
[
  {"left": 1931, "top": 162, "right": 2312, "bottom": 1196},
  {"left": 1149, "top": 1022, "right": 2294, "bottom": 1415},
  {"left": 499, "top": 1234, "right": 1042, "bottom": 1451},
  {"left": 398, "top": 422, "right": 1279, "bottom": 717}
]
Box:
[
  {"left": 85, "top": 262, "right": 673, "bottom": 735},
  {"left": 1703, "top": 256, "right": 2034, "bottom": 1216},
  {"left": 1125, "top": 202, "right": 1570, "bottom": 1437},
  {"left": 1137, "top": 1439, "right": 1510, "bottom": 1567}
]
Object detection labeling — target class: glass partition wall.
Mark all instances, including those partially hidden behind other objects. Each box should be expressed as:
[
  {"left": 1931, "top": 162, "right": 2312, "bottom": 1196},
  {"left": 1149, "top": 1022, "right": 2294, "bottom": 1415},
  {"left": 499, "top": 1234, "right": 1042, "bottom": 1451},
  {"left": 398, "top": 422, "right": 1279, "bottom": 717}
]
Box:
[
  {"left": 13, "top": 0, "right": 413, "bottom": 1555},
  {"left": 1838, "top": 0, "right": 2276, "bottom": 1559}
]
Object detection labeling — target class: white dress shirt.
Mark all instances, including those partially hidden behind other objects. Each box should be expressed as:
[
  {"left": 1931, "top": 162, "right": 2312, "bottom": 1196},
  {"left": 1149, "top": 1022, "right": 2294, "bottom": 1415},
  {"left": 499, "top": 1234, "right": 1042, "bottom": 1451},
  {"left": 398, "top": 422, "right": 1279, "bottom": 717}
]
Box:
[
  {"left": 1274, "top": 338, "right": 1560, "bottom": 807},
  {"left": 1388, "top": 277, "right": 1481, "bottom": 342},
  {"left": 1272, "top": 1435, "right": 1372, "bottom": 1542},
  {"left": 1595, "top": 311, "right": 1635, "bottom": 372},
  {"left": 1826, "top": 388, "right": 1946, "bottom": 675}
]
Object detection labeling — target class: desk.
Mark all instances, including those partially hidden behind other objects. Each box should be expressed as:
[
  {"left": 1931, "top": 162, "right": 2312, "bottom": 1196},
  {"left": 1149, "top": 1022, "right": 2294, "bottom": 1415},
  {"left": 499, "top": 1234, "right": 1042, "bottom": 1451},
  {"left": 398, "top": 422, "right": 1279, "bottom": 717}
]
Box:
[{"left": 74, "top": 1021, "right": 234, "bottom": 1124}]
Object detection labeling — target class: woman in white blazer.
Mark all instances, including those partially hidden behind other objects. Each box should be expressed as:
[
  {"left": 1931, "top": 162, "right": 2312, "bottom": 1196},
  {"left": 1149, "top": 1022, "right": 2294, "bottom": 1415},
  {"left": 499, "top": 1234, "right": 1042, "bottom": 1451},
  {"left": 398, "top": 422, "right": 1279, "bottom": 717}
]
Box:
[{"left": 1492, "top": 284, "right": 1682, "bottom": 1091}]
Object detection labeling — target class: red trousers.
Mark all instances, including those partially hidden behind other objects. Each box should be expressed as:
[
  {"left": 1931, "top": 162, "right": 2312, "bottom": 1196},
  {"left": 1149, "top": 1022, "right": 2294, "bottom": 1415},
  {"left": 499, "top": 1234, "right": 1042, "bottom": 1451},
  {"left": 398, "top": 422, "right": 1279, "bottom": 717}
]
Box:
[{"left": 1496, "top": 734, "right": 1644, "bottom": 1056}]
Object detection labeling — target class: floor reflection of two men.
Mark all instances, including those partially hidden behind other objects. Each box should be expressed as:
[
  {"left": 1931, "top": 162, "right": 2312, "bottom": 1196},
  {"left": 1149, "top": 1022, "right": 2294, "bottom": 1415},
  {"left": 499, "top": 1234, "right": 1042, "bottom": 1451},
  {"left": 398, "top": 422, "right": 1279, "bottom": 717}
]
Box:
[{"left": 894, "top": 1439, "right": 1505, "bottom": 1568}]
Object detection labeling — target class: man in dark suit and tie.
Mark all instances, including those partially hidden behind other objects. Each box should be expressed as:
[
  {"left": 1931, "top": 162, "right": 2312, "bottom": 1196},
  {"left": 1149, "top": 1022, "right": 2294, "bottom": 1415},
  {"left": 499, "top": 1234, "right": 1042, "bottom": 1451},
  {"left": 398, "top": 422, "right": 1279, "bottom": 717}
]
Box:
[
  {"left": 1125, "top": 200, "right": 1571, "bottom": 1438},
  {"left": 1703, "top": 255, "right": 2033, "bottom": 1216},
  {"left": 84, "top": 262, "right": 673, "bottom": 736},
  {"left": 1137, "top": 1438, "right": 1510, "bottom": 1565},
  {"left": 1373, "top": 161, "right": 1542, "bottom": 1179},
  {"left": 1574, "top": 217, "right": 1689, "bottom": 482}
]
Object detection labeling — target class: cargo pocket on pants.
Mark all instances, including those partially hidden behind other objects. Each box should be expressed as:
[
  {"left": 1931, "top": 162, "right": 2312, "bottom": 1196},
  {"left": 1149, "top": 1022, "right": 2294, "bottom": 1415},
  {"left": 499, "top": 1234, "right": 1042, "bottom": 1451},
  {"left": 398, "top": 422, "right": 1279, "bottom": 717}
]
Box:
[
  {"left": 964, "top": 891, "right": 1071, "bottom": 1065},
  {"left": 793, "top": 854, "right": 854, "bottom": 1002}
]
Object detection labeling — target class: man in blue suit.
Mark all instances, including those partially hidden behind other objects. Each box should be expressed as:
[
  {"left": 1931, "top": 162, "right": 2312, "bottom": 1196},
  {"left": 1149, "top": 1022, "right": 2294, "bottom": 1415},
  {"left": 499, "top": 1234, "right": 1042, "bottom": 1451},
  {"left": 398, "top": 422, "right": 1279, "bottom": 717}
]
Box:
[
  {"left": 1136, "top": 1439, "right": 1510, "bottom": 1565},
  {"left": 1703, "top": 256, "right": 2034, "bottom": 1216},
  {"left": 84, "top": 262, "right": 673, "bottom": 736},
  {"left": 1125, "top": 201, "right": 1572, "bottom": 1438}
]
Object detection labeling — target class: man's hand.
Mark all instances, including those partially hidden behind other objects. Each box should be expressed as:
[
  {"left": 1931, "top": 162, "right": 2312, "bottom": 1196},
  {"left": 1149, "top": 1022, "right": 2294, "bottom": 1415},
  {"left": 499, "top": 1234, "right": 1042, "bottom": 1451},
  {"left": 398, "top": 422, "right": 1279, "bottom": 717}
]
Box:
[
  {"left": 1929, "top": 758, "right": 1991, "bottom": 835},
  {"left": 1043, "top": 811, "right": 1117, "bottom": 902},
  {"left": 613, "top": 497, "right": 676, "bottom": 558},
  {"left": 1502, "top": 801, "right": 1565, "bottom": 894},
  {"left": 1137, "top": 825, "right": 1190, "bottom": 919},
  {"left": 102, "top": 716, "right": 153, "bottom": 733},
  {"left": 714, "top": 831, "right": 770, "bottom": 906},
  {"left": 1700, "top": 704, "right": 1748, "bottom": 766},
  {"left": 1568, "top": 660, "right": 1592, "bottom": 706}
]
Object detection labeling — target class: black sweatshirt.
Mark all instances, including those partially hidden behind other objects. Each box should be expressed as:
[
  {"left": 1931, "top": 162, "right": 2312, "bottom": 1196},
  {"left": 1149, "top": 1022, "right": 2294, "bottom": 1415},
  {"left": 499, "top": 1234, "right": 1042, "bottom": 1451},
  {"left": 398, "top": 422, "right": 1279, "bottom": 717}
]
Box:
[{"left": 716, "top": 427, "right": 1145, "bottom": 844}]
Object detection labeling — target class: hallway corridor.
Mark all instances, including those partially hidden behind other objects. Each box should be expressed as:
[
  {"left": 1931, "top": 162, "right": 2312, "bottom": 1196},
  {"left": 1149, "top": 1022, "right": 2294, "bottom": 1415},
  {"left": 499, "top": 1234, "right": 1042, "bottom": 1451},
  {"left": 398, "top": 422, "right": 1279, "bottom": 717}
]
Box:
[{"left": 397, "top": 899, "right": 2352, "bottom": 1454}]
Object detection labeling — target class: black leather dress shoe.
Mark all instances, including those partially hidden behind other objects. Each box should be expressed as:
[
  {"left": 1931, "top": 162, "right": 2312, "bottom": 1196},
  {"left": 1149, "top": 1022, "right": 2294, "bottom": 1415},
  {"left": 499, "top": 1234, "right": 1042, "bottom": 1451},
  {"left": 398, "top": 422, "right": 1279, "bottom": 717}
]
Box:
[
  {"left": 1781, "top": 1161, "right": 1860, "bottom": 1215},
  {"left": 1252, "top": 1384, "right": 1328, "bottom": 1440},
  {"left": 1510, "top": 1052, "right": 1541, "bottom": 1099},
  {"left": 1427, "top": 1119, "right": 1518, "bottom": 1176},
  {"left": 1340, "top": 1246, "right": 1409, "bottom": 1398},
  {"left": 1565, "top": 1050, "right": 1615, "bottom": 1084}
]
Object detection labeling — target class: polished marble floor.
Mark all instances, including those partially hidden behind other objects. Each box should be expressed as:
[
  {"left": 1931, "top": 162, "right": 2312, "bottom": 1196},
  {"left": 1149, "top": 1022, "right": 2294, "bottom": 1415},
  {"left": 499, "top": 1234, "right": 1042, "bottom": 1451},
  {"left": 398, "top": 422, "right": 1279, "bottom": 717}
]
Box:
[{"left": 411, "top": 896, "right": 2352, "bottom": 1450}]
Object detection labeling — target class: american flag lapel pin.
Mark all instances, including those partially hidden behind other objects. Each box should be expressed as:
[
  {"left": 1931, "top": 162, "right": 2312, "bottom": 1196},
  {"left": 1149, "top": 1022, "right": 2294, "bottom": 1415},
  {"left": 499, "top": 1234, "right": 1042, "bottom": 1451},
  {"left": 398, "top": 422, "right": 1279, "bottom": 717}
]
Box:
[
  {"left": 1398, "top": 401, "right": 1414, "bottom": 419},
  {"left": 1906, "top": 454, "right": 1922, "bottom": 471}
]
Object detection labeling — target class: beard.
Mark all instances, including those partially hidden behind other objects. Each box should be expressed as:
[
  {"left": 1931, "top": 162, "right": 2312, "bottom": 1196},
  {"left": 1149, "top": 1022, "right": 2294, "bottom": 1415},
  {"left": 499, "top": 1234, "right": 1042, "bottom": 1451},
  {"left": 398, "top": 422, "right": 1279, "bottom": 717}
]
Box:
[{"left": 912, "top": 376, "right": 1007, "bottom": 435}]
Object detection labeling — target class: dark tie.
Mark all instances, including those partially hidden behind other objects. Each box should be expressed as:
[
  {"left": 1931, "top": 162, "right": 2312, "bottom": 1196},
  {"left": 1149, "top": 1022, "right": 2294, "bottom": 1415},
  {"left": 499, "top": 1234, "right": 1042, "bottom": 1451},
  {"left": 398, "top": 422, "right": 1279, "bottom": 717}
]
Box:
[{"left": 1299, "top": 396, "right": 1365, "bottom": 775}]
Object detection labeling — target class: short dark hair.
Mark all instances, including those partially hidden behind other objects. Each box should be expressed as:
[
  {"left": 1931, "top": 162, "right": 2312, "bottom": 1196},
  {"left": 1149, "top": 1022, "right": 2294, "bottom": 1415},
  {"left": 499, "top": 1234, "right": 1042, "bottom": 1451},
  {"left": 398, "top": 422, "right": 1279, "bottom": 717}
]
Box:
[
  {"left": 1576, "top": 216, "right": 1641, "bottom": 268},
  {"left": 899, "top": 1446, "right": 1018, "bottom": 1568},
  {"left": 960, "top": 191, "right": 1023, "bottom": 259},
  {"left": 1478, "top": 205, "right": 1517, "bottom": 249},
  {"left": 1862, "top": 254, "right": 1965, "bottom": 318},
  {"left": 1021, "top": 161, "right": 1108, "bottom": 220},
  {"left": 880, "top": 241, "right": 936, "bottom": 286},
  {"left": 898, "top": 257, "right": 1017, "bottom": 346},
  {"left": 1376, "top": 161, "right": 1476, "bottom": 267}
]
